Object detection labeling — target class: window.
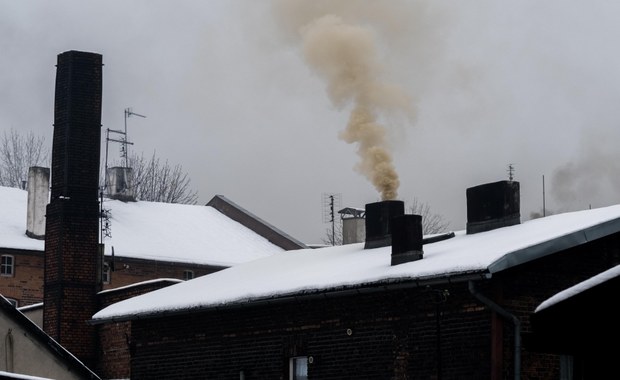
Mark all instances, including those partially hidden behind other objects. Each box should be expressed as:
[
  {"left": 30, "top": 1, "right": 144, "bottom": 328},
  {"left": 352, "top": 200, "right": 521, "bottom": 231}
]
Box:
[
  {"left": 1, "top": 255, "right": 14, "bottom": 277},
  {"left": 183, "top": 270, "right": 194, "bottom": 281},
  {"left": 102, "top": 262, "right": 111, "bottom": 284},
  {"left": 289, "top": 356, "right": 308, "bottom": 380}
]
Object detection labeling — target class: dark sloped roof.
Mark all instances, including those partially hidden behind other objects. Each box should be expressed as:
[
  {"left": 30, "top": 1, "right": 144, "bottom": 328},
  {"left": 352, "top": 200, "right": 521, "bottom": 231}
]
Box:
[{"left": 207, "top": 195, "right": 308, "bottom": 250}]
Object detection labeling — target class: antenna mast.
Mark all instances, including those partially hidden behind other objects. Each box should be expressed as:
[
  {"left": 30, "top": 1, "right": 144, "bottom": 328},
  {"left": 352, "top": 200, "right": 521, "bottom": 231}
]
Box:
[
  {"left": 123, "top": 107, "right": 146, "bottom": 168},
  {"left": 100, "top": 107, "right": 146, "bottom": 244},
  {"left": 507, "top": 163, "right": 515, "bottom": 181},
  {"left": 322, "top": 192, "right": 342, "bottom": 246},
  {"left": 542, "top": 175, "right": 546, "bottom": 217}
]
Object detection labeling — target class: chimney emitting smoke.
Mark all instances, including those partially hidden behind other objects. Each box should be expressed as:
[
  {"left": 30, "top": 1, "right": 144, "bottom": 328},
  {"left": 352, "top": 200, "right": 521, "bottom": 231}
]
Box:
[
  {"left": 299, "top": 13, "right": 413, "bottom": 200},
  {"left": 364, "top": 200, "right": 404, "bottom": 249}
]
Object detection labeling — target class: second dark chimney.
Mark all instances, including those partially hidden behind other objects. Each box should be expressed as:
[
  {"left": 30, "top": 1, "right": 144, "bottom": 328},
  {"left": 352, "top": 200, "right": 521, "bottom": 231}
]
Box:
[
  {"left": 391, "top": 214, "right": 423, "bottom": 265},
  {"left": 466, "top": 180, "right": 520, "bottom": 234}
]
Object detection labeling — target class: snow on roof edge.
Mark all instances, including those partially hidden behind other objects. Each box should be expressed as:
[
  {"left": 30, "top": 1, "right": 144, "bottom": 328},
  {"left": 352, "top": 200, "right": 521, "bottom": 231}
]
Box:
[
  {"left": 535, "top": 264, "right": 620, "bottom": 313},
  {"left": 91, "top": 204, "right": 620, "bottom": 324},
  {"left": 90, "top": 269, "right": 489, "bottom": 324}
]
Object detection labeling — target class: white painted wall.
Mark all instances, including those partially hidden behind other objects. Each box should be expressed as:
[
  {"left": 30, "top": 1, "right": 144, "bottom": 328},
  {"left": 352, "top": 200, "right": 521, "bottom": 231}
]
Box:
[{"left": 0, "top": 312, "right": 86, "bottom": 380}]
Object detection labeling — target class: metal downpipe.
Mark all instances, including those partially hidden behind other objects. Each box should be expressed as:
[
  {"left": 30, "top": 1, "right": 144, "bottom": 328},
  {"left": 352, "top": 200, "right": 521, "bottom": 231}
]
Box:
[{"left": 468, "top": 280, "right": 521, "bottom": 380}]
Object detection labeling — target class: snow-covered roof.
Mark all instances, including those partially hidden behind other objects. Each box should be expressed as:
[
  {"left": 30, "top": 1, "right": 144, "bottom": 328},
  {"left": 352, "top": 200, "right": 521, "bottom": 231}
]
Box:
[
  {"left": 0, "top": 187, "right": 45, "bottom": 251},
  {"left": 91, "top": 204, "right": 620, "bottom": 323},
  {"left": 535, "top": 264, "right": 620, "bottom": 313},
  {"left": 0, "top": 186, "right": 286, "bottom": 267}
]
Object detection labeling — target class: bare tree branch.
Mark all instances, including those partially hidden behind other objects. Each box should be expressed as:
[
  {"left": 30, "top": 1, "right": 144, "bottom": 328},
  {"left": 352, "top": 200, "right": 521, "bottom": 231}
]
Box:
[
  {"left": 127, "top": 151, "right": 198, "bottom": 204},
  {"left": 408, "top": 198, "right": 450, "bottom": 235},
  {"left": 0, "top": 129, "right": 49, "bottom": 188}
]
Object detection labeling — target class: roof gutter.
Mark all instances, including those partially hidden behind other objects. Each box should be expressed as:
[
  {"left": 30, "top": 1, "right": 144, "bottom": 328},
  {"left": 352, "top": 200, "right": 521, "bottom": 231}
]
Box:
[
  {"left": 468, "top": 280, "right": 521, "bottom": 380},
  {"left": 89, "top": 271, "right": 490, "bottom": 325}
]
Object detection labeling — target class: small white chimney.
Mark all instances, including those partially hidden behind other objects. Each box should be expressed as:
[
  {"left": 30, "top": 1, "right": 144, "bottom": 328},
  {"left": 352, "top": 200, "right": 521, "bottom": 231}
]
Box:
[
  {"left": 26, "top": 166, "right": 49, "bottom": 239},
  {"left": 106, "top": 167, "right": 135, "bottom": 201},
  {"left": 339, "top": 207, "right": 366, "bottom": 245}
]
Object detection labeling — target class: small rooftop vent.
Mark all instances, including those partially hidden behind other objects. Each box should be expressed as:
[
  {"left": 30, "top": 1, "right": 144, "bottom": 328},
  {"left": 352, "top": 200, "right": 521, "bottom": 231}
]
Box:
[
  {"left": 106, "top": 167, "right": 135, "bottom": 202},
  {"left": 339, "top": 207, "right": 366, "bottom": 245},
  {"left": 466, "top": 180, "right": 520, "bottom": 234}
]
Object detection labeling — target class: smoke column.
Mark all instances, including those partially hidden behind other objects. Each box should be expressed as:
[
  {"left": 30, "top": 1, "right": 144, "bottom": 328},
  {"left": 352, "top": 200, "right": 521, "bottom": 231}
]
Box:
[
  {"left": 551, "top": 131, "right": 620, "bottom": 211},
  {"left": 274, "top": 3, "right": 414, "bottom": 200}
]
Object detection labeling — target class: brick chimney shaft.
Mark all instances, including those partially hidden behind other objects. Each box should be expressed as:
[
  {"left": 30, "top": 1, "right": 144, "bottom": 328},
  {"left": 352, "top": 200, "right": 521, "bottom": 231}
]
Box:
[{"left": 43, "top": 50, "right": 103, "bottom": 369}]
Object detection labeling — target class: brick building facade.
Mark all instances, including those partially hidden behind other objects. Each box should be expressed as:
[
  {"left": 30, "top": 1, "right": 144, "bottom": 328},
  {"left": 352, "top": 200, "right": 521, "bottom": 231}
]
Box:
[
  {"left": 92, "top": 182, "right": 620, "bottom": 379},
  {"left": 118, "top": 232, "right": 619, "bottom": 379}
]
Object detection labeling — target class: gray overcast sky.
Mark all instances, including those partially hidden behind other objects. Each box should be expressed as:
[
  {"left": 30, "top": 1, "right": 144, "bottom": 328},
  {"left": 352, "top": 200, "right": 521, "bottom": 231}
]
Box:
[{"left": 2, "top": 1, "right": 620, "bottom": 244}]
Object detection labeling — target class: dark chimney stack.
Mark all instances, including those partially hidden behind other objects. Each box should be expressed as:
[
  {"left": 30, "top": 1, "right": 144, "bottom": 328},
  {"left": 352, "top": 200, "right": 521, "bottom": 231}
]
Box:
[
  {"left": 391, "top": 214, "right": 423, "bottom": 265},
  {"left": 43, "top": 50, "right": 102, "bottom": 369},
  {"left": 466, "top": 180, "right": 520, "bottom": 234},
  {"left": 364, "top": 200, "right": 404, "bottom": 249}
]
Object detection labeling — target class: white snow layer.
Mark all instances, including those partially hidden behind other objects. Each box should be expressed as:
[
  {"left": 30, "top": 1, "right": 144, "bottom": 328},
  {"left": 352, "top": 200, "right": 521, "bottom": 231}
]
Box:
[
  {"left": 92, "top": 204, "right": 620, "bottom": 322},
  {"left": 535, "top": 264, "right": 620, "bottom": 312},
  {"left": 0, "top": 186, "right": 284, "bottom": 267}
]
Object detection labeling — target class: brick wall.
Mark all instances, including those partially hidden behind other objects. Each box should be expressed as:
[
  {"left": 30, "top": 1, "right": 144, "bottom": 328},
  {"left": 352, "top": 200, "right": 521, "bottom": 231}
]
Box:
[
  {"left": 97, "top": 279, "right": 181, "bottom": 380},
  {"left": 130, "top": 285, "right": 490, "bottom": 379},
  {"left": 101, "top": 257, "right": 224, "bottom": 290},
  {"left": 0, "top": 249, "right": 44, "bottom": 306},
  {"left": 128, "top": 232, "right": 620, "bottom": 379},
  {"left": 0, "top": 249, "right": 223, "bottom": 307}
]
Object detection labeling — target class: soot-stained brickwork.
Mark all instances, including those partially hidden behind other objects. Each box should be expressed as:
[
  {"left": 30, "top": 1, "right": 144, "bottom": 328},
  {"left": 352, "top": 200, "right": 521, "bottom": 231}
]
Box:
[{"left": 43, "top": 50, "right": 103, "bottom": 369}]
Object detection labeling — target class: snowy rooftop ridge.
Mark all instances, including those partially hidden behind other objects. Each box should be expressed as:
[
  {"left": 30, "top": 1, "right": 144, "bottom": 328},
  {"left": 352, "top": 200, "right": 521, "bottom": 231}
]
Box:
[
  {"left": 0, "top": 186, "right": 286, "bottom": 266},
  {"left": 91, "top": 203, "right": 620, "bottom": 323}
]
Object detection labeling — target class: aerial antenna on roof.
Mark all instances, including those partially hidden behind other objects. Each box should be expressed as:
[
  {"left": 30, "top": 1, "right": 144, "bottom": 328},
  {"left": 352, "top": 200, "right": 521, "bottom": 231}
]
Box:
[
  {"left": 123, "top": 107, "right": 146, "bottom": 168},
  {"left": 507, "top": 163, "right": 515, "bottom": 181},
  {"left": 322, "top": 192, "right": 342, "bottom": 246},
  {"left": 102, "top": 107, "right": 146, "bottom": 191},
  {"left": 100, "top": 107, "right": 145, "bottom": 243}
]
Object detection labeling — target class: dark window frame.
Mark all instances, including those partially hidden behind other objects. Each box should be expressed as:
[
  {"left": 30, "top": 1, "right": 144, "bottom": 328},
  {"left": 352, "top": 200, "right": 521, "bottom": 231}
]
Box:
[
  {"left": 1, "top": 255, "right": 14, "bottom": 277},
  {"left": 183, "top": 270, "right": 194, "bottom": 281}
]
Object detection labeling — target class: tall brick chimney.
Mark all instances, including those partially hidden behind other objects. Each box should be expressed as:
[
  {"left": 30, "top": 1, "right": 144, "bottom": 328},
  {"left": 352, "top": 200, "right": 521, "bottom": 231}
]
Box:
[{"left": 43, "top": 50, "right": 103, "bottom": 368}]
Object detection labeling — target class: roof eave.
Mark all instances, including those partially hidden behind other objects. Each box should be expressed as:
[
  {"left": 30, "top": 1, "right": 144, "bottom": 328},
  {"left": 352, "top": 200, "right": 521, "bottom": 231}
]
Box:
[
  {"left": 89, "top": 270, "right": 490, "bottom": 325},
  {"left": 488, "top": 216, "right": 620, "bottom": 274}
]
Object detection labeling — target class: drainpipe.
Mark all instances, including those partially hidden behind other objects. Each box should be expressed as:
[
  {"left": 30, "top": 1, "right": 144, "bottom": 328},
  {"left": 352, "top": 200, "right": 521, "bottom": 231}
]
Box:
[{"left": 468, "top": 280, "right": 521, "bottom": 380}]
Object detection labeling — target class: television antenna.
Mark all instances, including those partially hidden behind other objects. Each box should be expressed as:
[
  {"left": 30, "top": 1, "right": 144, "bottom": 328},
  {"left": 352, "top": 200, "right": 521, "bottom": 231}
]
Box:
[
  {"left": 507, "top": 163, "right": 516, "bottom": 181},
  {"left": 122, "top": 107, "right": 146, "bottom": 168},
  {"left": 100, "top": 107, "right": 146, "bottom": 243},
  {"left": 322, "top": 192, "right": 342, "bottom": 246}
]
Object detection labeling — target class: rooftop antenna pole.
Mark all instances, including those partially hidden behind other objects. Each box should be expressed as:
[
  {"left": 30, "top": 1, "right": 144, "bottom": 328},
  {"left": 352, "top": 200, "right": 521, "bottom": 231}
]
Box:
[
  {"left": 542, "top": 175, "right": 546, "bottom": 217},
  {"left": 322, "top": 192, "right": 342, "bottom": 246},
  {"left": 330, "top": 195, "right": 335, "bottom": 245},
  {"left": 124, "top": 107, "right": 146, "bottom": 168},
  {"left": 507, "top": 163, "right": 515, "bottom": 181}
]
